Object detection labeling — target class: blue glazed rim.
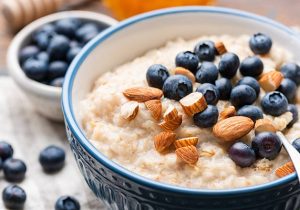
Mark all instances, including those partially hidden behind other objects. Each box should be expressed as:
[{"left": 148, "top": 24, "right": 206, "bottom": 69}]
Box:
[{"left": 62, "top": 6, "right": 299, "bottom": 195}]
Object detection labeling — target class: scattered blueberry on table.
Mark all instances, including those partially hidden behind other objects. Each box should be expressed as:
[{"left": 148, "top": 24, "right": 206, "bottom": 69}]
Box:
[
  {"left": 3, "top": 158, "right": 27, "bottom": 183},
  {"left": 39, "top": 145, "right": 66, "bottom": 173},
  {"left": 2, "top": 185, "right": 26, "bottom": 210},
  {"left": 55, "top": 195, "right": 80, "bottom": 210},
  {"left": 0, "top": 141, "right": 14, "bottom": 161}
]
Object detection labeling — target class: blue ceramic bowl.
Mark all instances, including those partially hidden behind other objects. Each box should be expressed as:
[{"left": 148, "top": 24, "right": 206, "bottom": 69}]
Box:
[{"left": 62, "top": 7, "right": 300, "bottom": 210}]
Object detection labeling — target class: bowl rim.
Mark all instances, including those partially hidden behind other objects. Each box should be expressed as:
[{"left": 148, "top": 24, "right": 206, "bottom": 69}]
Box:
[
  {"left": 62, "top": 6, "right": 299, "bottom": 195},
  {"left": 7, "top": 10, "right": 118, "bottom": 98}
]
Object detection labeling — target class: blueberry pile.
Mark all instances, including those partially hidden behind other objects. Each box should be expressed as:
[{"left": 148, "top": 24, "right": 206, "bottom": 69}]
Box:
[
  {"left": 146, "top": 33, "right": 300, "bottom": 168},
  {"left": 19, "top": 18, "right": 107, "bottom": 87}
]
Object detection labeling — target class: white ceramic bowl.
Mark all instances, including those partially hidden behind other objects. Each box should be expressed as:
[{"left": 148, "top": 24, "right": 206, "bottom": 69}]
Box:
[{"left": 7, "top": 11, "right": 118, "bottom": 122}]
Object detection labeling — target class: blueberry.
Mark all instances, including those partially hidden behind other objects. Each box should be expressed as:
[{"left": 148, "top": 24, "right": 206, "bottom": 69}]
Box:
[
  {"left": 229, "top": 142, "right": 256, "bottom": 167},
  {"left": 287, "top": 104, "right": 298, "bottom": 128},
  {"left": 277, "top": 78, "right": 297, "bottom": 102},
  {"left": 261, "top": 91, "right": 288, "bottom": 116},
  {"left": 252, "top": 132, "right": 282, "bottom": 160},
  {"left": 3, "top": 158, "right": 27, "bottom": 182},
  {"left": 280, "top": 63, "right": 300, "bottom": 85},
  {"left": 69, "top": 40, "right": 81, "bottom": 48},
  {"left": 292, "top": 138, "right": 300, "bottom": 153},
  {"left": 162, "top": 75, "right": 192, "bottom": 101},
  {"left": 0, "top": 158, "right": 3, "bottom": 171},
  {"left": 34, "top": 32, "right": 52, "bottom": 51},
  {"left": 146, "top": 64, "right": 169, "bottom": 89},
  {"left": 175, "top": 51, "right": 199, "bottom": 73},
  {"left": 249, "top": 33, "right": 272, "bottom": 54},
  {"left": 218, "top": 52, "right": 240, "bottom": 78},
  {"left": 48, "top": 61, "right": 68, "bottom": 80},
  {"left": 55, "top": 196, "right": 80, "bottom": 210},
  {"left": 193, "top": 105, "right": 219, "bottom": 128},
  {"left": 230, "top": 85, "right": 257, "bottom": 107},
  {"left": 36, "top": 52, "right": 49, "bottom": 64},
  {"left": 81, "top": 31, "right": 99, "bottom": 44},
  {"left": 240, "top": 56, "right": 264, "bottom": 77},
  {"left": 76, "top": 23, "right": 99, "bottom": 42},
  {"left": 47, "top": 35, "right": 70, "bottom": 60},
  {"left": 34, "top": 24, "right": 56, "bottom": 36},
  {"left": 193, "top": 40, "right": 215, "bottom": 61},
  {"left": 0, "top": 141, "right": 14, "bottom": 160},
  {"left": 22, "top": 58, "right": 48, "bottom": 81},
  {"left": 237, "top": 105, "right": 263, "bottom": 122},
  {"left": 50, "top": 77, "right": 64, "bottom": 87},
  {"left": 195, "top": 62, "right": 218, "bottom": 84},
  {"left": 215, "top": 78, "right": 232, "bottom": 100},
  {"left": 237, "top": 76, "right": 260, "bottom": 96},
  {"left": 39, "top": 145, "right": 65, "bottom": 173},
  {"left": 19, "top": 45, "right": 39, "bottom": 64},
  {"left": 67, "top": 47, "right": 82, "bottom": 63},
  {"left": 2, "top": 185, "right": 26, "bottom": 210},
  {"left": 196, "top": 83, "right": 219, "bottom": 105},
  {"left": 55, "top": 19, "right": 80, "bottom": 38}
]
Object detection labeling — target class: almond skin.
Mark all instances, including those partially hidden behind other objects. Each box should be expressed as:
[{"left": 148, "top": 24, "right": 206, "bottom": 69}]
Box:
[
  {"left": 219, "top": 106, "right": 236, "bottom": 121},
  {"left": 175, "top": 67, "right": 196, "bottom": 83},
  {"left": 174, "top": 137, "right": 198, "bottom": 149},
  {"left": 163, "top": 105, "right": 179, "bottom": 121},
  {"left": 154, "top": 131, "right": 176, "bottom": 152},
  {"left": 259, "top": 71, "right": 284, "bottom": 92},
  {"left": 159, "top": 115, "right": 182, "bottom": 131},
  {"left": 123, "top": 87, "right": 163, "bottom": 102},
  {"left": 179, "top": 92, "right": 207, "bottom": 116},
  {"left": 215, "top": 41, "right": 227, "bottom": 55},
  {"left": 145, "top": 100, "right": 162, "bottom": 121},
  {"left": 255, "top": 119, "right": 277, "bottom": 134},
  {"left": 213, "top": 116, "right": 254, "bottom": 141},
  {"left": 176, "top": 145, "right": 199, "bottom": 164},
  {"left": 120, "top": 101, "right": 139, "bottom": 120},
  {"left": 275, "top": 161, "right": 295, "bottom": 178}
]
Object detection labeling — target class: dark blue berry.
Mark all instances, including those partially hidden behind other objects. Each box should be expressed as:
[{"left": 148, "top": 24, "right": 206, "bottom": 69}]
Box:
[
  {"left": 0, "top": 141, "right": 14, "bottom": 161},
  {"left": 55, "top": 19, "right": 80, "bottom": 38},
  {"left": 249, "top": 33, "right": 272, "bottom": 54},
  {"left": 3, "top": 159, "right": 27, "bottom": 182},
  {"left": 196, "top": 83, "right": 219, "bottom": 105},
  {"left": 215, "top": 78, "right": 232, "bottom": 100},
  {"left": 292, "top": 138, "right": 300, "bottom": 153},
  {"left": 287, "top": 104, "right": 298, "bottom": 128},
  {"left": 55, "top": 196, "right": 80, "bottom": 210},
  {"left": 19, "top": 45, "right": 39, "bottom": 64},
  {"left": 261, "top": 91, "right": 288, "bottom": 116},
  {"left": 175, "top": 51, "right": 199, "bottom": 73},
  {"left": 50, "top": 77, "right": 64, "bottom": 87},
  {"left": 240, "top": 56, "right": 264, "bottom": 77},
  {"left": 34, "top": 24, "right": 56, "bottom": 36},
  {"left": 193, "top": 105, "right": 218, "bottom": 128},
  {"left": 69, "top": 40, "right": 81, "bottom": 48},
  {"left": 146, "top": 64, "right": 169, "bottom": 89},
  {"left": 237, "top": 76, "right": 260, "bottom": 96},
  {"left": 48, "top": 61, "right": 68, "bottom": 80},
  {"left": 2, "top": 185, "right": 26, "bottom": 210},
  {"left": 36, "top": 52, "right": 49, "bottom": 64},
  {"left": 162, "top": 75, "right": 192, "bottom": 101},
  {"left": 0, "top": 158, "right": 3, "bottom": 171},
  {"left": 76, "top": 23, "right": 99, "bottom": 43},
  {"left": 194, "top": 40, "right": 215, "bottom": 61},
  {"left": 252, "top": 132, "right": 282, "bottom": 160},
  {"left": 280, "top": 63, "right": 300, "bottom": 85},
  {"left": 67, "top": 47, "right": 82, "bottom": 63},
  {"left": 230, "top": 85, "right": 257, "bottom": 107},
  {"left": 237, "top": 105, "right": 263, "bottom": 122},
  {"left": 195, "top": 62, "right": 218, "bottom": 84},
  {"left": 22, "top": 58, "right": 48, "bottom": 81},
  {"left": 277, "top": 78, "right": 297, "bottom": 102},
  {"left": 229, "top": 142, "right": 256, "bottom": 167},
  {"left": 39, "top": 145, "right": 65, "bottom": 173},
  {"left": 218, "top": 52, "right": 240, "bottom": 78},
  {"left": 34, "top": 32, "right": 52, "bottom": 51},
  {"left": 47, "top": 35, "right": 70, "bottom": 60}
]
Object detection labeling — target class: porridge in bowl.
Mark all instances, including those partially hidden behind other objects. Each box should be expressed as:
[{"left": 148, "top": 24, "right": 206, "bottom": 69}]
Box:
[{"left": 80, "top": 33, "right": 300, "bottom": 189}]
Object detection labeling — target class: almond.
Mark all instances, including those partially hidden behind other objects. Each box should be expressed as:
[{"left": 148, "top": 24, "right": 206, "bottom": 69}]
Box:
[
  {"left": 145, "top": 100, "right": 162, "bottom": 121},
  {"left": 199, "top": 150, "right": 215, "bottom": 157},
  {"left": 176, "top": 145, "right": 199, "bottom": 164},
  {"left": 120, "top": 101, "right": 139, "bottom": 120},
  {"left": 174, "top": 137, "right": 198, "bottom": 149},
  {"left": 154, "top": 131, "right": 176, "bottom": 152},
  {"left": 275, "top": 161, "right": 295, "bottom": 178},
  {"left": 175, "top": 67, "right": 196, "bottom": 83},
  {"left": 159, "top": 115, "right": 182, "bottom": 131},
  {"left": 219, "top": 106, "right": 236, "bottom": 121},
  {"left": 179, "top": 92, "right": 207, "bottom": 116},
  {"left": 259, "top": 71, "right": 284, "bottom": 92},
  {"left": 213, "top": 116, "right": 254, "bottom": 141},
  {"left": 215, "top": 41, "right": 227, "bottom": 55},
  {"left": 163, "top": 105, "right": 179, "bottom": 121},
  {"left": 255, "top": 119, "right": 277, "bottom": 134},
  {"left": 123, "top": 87, "right": 163, "bottom": 102}
]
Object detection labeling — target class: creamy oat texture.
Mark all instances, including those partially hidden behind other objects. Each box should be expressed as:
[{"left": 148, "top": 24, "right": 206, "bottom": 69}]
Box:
[{"left": 80, "top": 35, "right": 300, "bottom": 189}]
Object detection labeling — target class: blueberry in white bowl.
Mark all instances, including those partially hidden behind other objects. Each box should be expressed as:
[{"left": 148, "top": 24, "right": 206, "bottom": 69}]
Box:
[
  {"left": 261, "top": 91, "right": 288, "bottom": 116},
  {"left": 229, "top": 142, "right": 256, "bottom": 168},
  {"left": 218, "top": 52, "right": 240, "bottom": 78},
  {"left": 239, "top": 56, "right": 264, "bottom": 77},
  {"left": 280, "top": 62, "right": 300, "bottom": 85},
  {"left": 230, "top": 84, "right": 257, "bottom": 107},
  {"left": 195, "top": 61, "right": 218, "bottom": 84},
  {"left": 237, "top": 105, "right": 263, "bottom": 122},
  {"left": 236, "top": 76, "right": 260, "bottom": 96},
  {"left": 193, "top": 105, "right": 219, "bottom": 128},
  {"left": 196, "top": 83, "right": 219, "bottom": 105},
  {"left": 163, "top": 75, "right": 193, "bottom": 101},
  {"left": 287, "top": 104, "right": 299, "bottom": 128},
  {"left": 175, "top": 51, "right": 199, "bottom": 73},
  {"left": 277, "top": 78, "right": 297, "bottom": 102},
  {"left": 249, "top": 33, "right": 272, "bottom": 55},
  {"left": 146, "top": 64, "right": 169, "bottom": 89},
  {"left": 193, "top": 40, "right": 216, "bottom": 61},
  {"left": 215, "top": 78, "right": 232, "bottom": 100}
]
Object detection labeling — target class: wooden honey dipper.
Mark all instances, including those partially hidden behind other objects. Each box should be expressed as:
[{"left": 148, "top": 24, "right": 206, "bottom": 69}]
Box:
[{"left": 2, "top": 0, "right": 95, "bottom": 31}]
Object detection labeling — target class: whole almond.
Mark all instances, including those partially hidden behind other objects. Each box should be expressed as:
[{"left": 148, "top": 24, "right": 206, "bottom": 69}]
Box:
[
  {"left": 255, "top": 119, "right": 277, "bottom": 134},
  {"left": 159, "top": 115, "right": 182, "bottom": 131},
  {"left": 123, "top": 87, "right": 163, "bottom": 102},
  {"left": 175, "top": 67, "right": 196, "bottom": 83},
  {"left": 275, "top": 161, "right": 295, "bottom": 178},
  {"left": 154, "top": 131, "right": 176, "bottom": 152},
  {"left": 120, "top": 101, "right": 139, "bottom": 120},
  {"left": 213, "top": 116, "right": 254, "bottom": 141},
  {"left": 259, "top": 71, "right": 284, "bottom": 92},
  {"left": 179, "top": 92, "right": 207, "bottom": 116},
  {"left": 145, "top": 100, "right": 162, "bottom": 121},
  {"left": 219, "top": 106, "right": 236, "bottom": 121},
  {"left": 163, "top": 105, "right": 179, "bottom": 121},
  {"left": 174, "top": 137, "right": 198, "bottom": 149},
  {"left": 215, "top": 41, "right": 227, "bottom": 55},
  {"left": 176, "top": 145, "right": 199, "bottom": 164}
]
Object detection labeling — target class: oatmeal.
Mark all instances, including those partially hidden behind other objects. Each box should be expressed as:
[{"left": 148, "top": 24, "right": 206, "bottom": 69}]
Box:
[{"left": 80, "top": 34, "right": 300, "bottom": 189}]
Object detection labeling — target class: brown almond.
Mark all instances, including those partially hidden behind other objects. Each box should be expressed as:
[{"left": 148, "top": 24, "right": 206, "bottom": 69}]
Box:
[
  {"left": 159, "top": 115, "right": 182, "bottom": 131},
  {"left": 219, "top": 106, "right": 236, "bottom": 121},
  {"left": 120, "top": 101, "right": 139, "bottom": 120},
  {"left": 179, "top": 92, "right": 207, "bottom": 116},
  {"left": 123, "top": 87, "right": 163, "bottom": 102},
  {"left": 163, "top": 105, "right": 179, "bottom": 121},
  {"left": 255, "top": 119, "right": 277, "bottom": 134},
  {"left": 213, "top": 116, "right": 254, "bottom": 141},
  {"left": 275, "top": 161, "right": 295, "bottom": 178},
  {"left": 259, "top": 71, "right": 284, "bottom": 92},
  {"left": 175, "top": 67, "right": 196, "bottom": 83},
  {"left": 154, "top": 131, "right": 176, "bottom": 152},
  {"left": 215, "top": 41, "right": 227, "bottom": 55},
  {"left": 145, "top": 100, "right": 162, "bottom": 121},
  {"left": 174, "top": 137, "right": 198, "bottom": 149},
  {"left": 176, "top": 145, "right": 199, "bottom": 164}
]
